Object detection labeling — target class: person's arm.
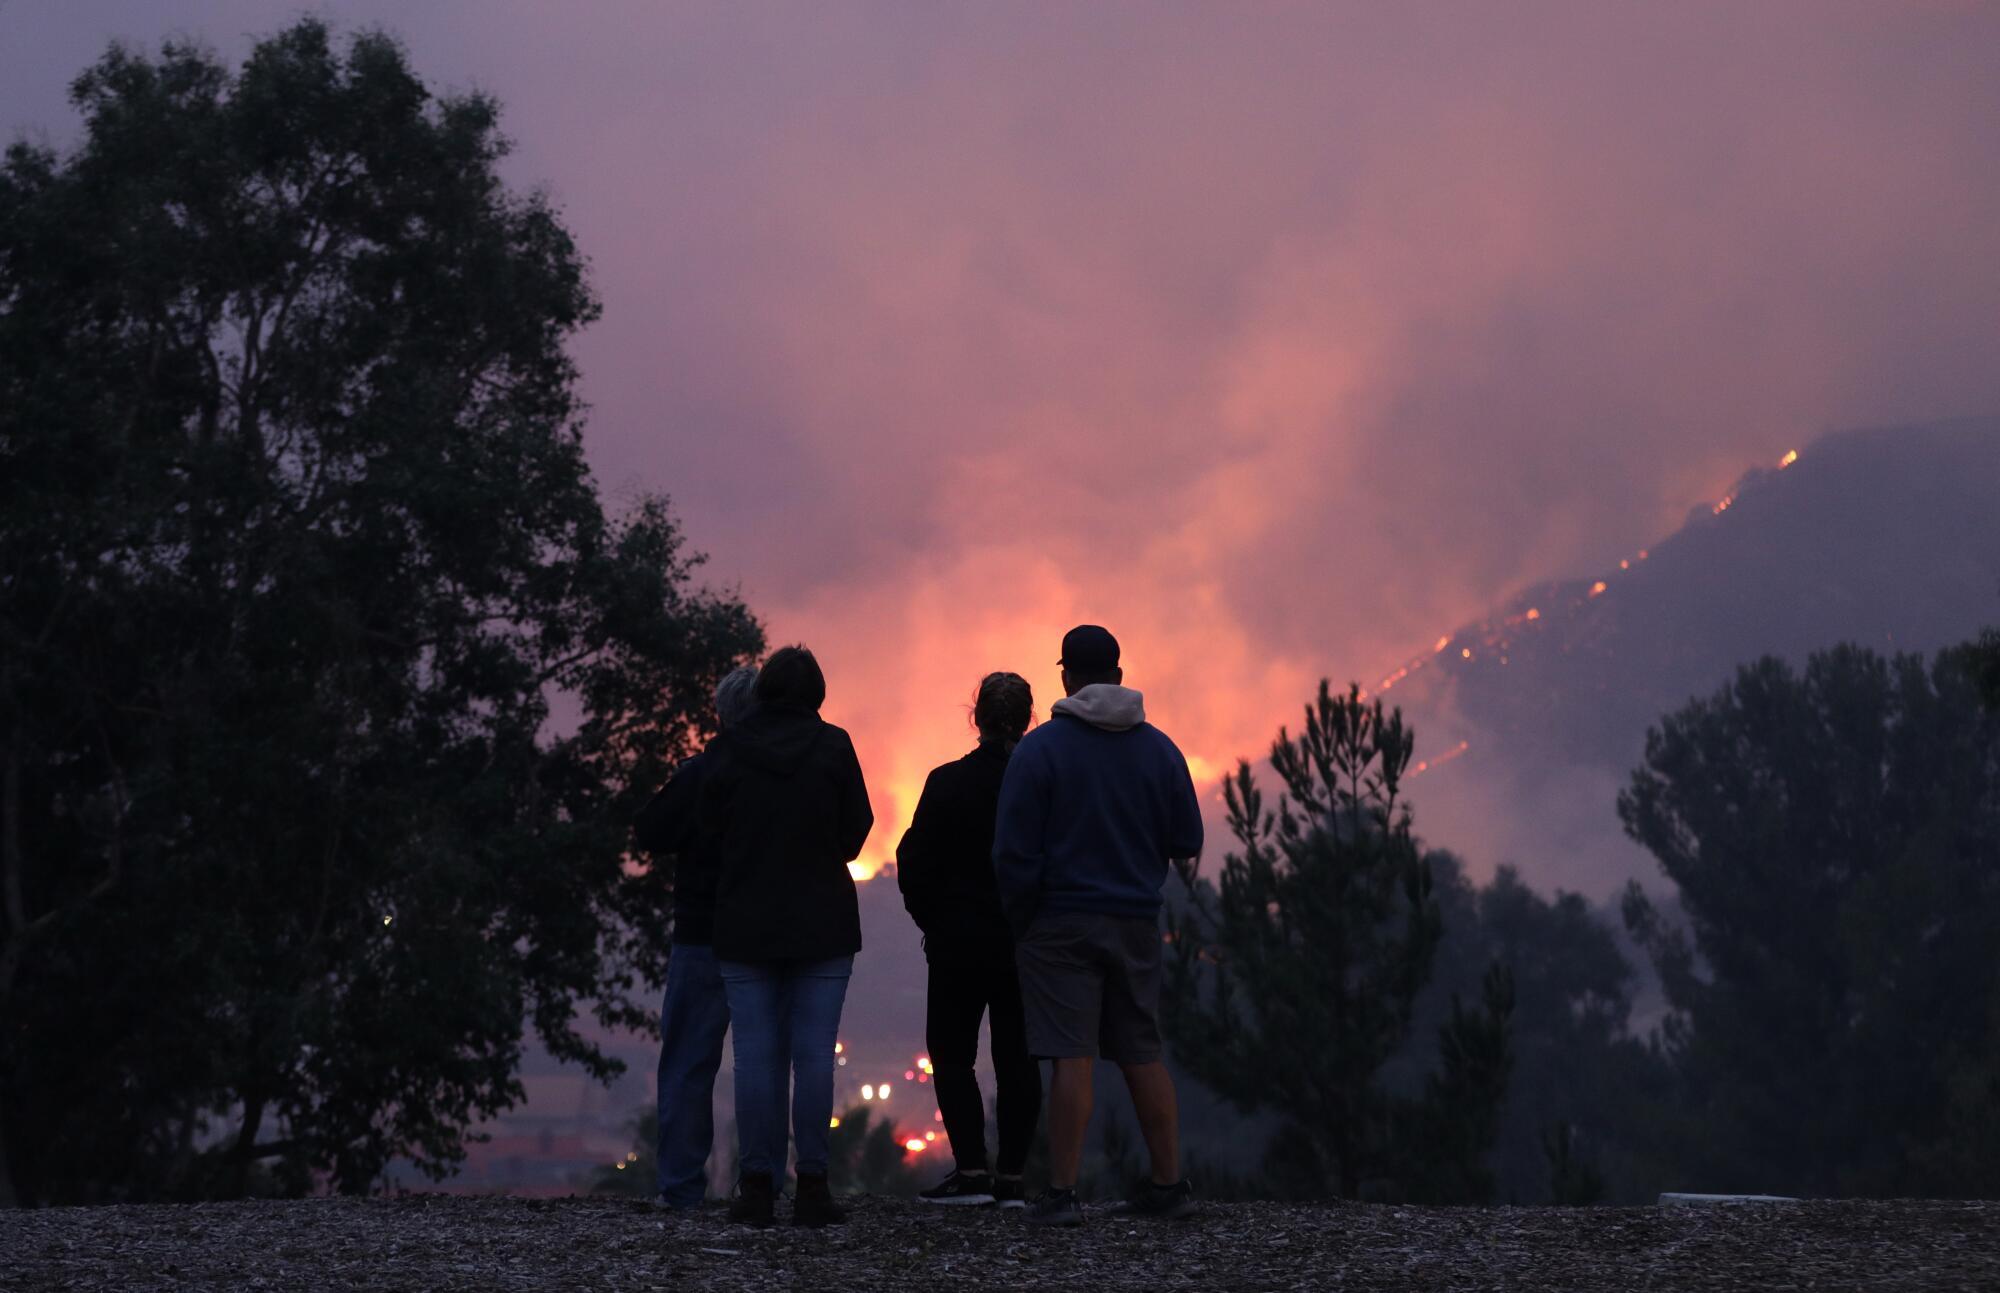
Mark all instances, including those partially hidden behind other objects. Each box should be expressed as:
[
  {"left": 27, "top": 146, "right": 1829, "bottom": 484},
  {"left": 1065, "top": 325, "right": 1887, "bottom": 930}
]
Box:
[
  {"left": 633, "top": 753, "right": 706, "bottom": 856},
  {"left": 1165, "top": 742, "right": 1205, "bottom": 863},
  {"left": 830, "top": 726, "right": 875, "bottom": 863},
  {"left": 895, "top": 767, "right": 949, "bottom": 930},
  {"left": 992, "top": 741, "right": 1052, "bottom": 938}
]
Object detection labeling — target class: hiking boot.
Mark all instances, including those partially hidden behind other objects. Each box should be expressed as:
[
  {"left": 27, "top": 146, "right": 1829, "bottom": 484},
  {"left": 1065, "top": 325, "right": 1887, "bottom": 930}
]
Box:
[
  {"left": 993, "top": 1175, "right": 1027, "bottom": 1209},
  {"left": 1024, "top": 1186, "right": 1083, "bottom": 1227},
  {"left": 919, "top": 1169, "right": 997, "bottom": 1206},
  {"left": 1125, "top": 1178, "right": 1197, "bottom": 1219},
  {"left": 728, "top": 1172, "right": 776, "bottom": 1228},
  {"left": 792, "top": 1172, "right": 848, "bottom": 1228}
]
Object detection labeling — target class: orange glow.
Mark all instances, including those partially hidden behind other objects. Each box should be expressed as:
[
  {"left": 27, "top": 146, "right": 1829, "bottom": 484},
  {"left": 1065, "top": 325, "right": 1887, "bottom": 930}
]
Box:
[
  {"left": 1433, "top": 636, "right": 1452, "bottom": 653},
  {"left": 1712, "top": 494, "right": 1734, "bottom": 514},
  {"left": 1460, "top": 647, "right": 1472, "bottom": 660},
  {"left": 904, "top": 1138, "right": 927, "bottom": 1153},
  {"left": 1618, "top": 559, "right": 1629, "bottom": 570},
  {"left": 1525, "top": 608, "right": 1541, "bottom": 620},
  {"left": 1588, "top": 580, "right": 1608, "bottom": 597},
  {"left": 1779, "top": 449, "right": 1799, "bottom": 468}
]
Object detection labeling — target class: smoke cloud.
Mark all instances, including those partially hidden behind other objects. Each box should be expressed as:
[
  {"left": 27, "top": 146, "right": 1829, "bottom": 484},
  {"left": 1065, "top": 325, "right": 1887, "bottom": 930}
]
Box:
[{"left": 8, "top": 1, "right": 2000, "bottom": 885}]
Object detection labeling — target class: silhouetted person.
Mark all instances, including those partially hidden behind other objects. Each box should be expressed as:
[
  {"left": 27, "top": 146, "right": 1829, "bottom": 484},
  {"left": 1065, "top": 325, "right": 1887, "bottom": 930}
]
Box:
[
  {"left": 897, "top": 672, "right": 1044, "bottom": 1208},
  {"left": 632, "top": 665, "right": 759, "bottom": 1210},
  {"left": 702, "top": 645, "right": 873, "bottom": 1227},
  {"left": 994, "top": 625, "right": 1204, "bottom": 1226}
]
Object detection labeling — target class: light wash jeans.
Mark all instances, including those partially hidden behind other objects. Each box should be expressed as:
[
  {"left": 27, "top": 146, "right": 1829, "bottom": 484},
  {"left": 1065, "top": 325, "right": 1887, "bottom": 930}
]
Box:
[
  {"left": 718, "top": 956, "right": 854, "bottom": 1178},
  {"left": 654, "top": 942, "right": 731, "bottom": 1206}
]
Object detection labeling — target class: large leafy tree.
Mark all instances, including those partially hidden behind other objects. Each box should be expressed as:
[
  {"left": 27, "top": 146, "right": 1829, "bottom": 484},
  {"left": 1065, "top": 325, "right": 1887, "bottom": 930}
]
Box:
[
  {"left": 1164, "top": 682, "right": 1513, "bottom": 1201},
  {"left": 1620, "top": 646, "right": 2000, "bottom": 1197},
  {"left": 0, "top": 21, "right": 760, "bottom": 1204}
]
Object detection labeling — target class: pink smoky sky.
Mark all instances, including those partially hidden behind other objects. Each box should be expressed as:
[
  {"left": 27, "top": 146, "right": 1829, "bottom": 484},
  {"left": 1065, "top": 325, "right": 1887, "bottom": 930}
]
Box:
[{"left": 8, "top": 1, "right": 2000, "bottom": 888}]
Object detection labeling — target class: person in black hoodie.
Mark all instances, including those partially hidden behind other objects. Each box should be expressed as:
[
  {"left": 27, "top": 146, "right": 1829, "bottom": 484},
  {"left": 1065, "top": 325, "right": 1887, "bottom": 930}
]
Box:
[
  {"left": 702, "top": 645, "right": 873, "bottom": 1228},
  {"left": 632, "top": 665, "right": 760, "bottom": 1210},
  {"left": 897, "top": 672, "right": 1043, "bottom": 1208}
]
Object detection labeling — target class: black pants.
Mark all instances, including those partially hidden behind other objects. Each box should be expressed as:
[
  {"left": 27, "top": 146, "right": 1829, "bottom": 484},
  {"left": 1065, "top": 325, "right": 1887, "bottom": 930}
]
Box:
[{"left": 926, "top": 954, "right": 1042, "bottom": 1174}]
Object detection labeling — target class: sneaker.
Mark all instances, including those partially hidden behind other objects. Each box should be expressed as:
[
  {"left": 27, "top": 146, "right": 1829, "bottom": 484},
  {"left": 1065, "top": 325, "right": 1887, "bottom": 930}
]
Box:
[
  {"left": 728, "top": 1172, "right": 776, "bottom": 1228},
  {"left": 792, "top": 1172, "right": 848, "bottom": 1228},
  {"left": 919, "top": 1169, "right": 997, "bottom": 1206},
  {"left": 993, "top": 1176, "right": 1027, "bottom": 1209},
  {"left": 1125, "top": 1178, "right": 1197, "bottom": 1220},
  {"left": 1024, "top": 1187, "right": 1083, "bottom": 1227}
]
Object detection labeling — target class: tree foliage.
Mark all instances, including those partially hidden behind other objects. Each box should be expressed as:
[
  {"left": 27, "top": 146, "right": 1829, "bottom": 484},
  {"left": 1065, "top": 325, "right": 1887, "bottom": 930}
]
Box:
[
  {"left": 1620, "top": 645, "right": 2000, "bottom": 1197},
  {"left": 1413, "top": 857, "right": 1676, "bottom": 1203},
  {"left": 1164, "top": 681, "right": 1513, "bottom": 1201},
  {"left": 0, "top": 21, "right": 761, "bottom": 1204}
]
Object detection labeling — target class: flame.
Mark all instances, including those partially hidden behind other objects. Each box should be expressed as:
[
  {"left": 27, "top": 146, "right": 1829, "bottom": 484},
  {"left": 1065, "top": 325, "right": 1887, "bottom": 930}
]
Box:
[{"left": 1779, "top": 449, "right": 1799, "bottom": 468}]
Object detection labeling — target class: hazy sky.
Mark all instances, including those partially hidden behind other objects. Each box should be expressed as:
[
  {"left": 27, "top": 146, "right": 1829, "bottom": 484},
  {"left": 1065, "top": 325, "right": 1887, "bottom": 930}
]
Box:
[{"left": 8, "top": 2, "right": 2000, "bottom": 885}]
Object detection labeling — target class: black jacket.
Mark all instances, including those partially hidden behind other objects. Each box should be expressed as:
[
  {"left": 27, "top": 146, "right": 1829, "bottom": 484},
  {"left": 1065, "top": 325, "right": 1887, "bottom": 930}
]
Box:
[
  {"left": 633, "top": 749, "right": 719, "bottom": 946},
  {"left": 896, "top": 742, "right": 1014, "bottom": 960},
  {"left": 700, "top": 706, "right": 874, "bottom": 963}
]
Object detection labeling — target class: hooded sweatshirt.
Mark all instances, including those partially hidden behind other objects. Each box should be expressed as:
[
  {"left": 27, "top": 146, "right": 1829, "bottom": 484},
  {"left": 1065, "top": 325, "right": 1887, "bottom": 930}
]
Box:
[
  {"left": 699, "top": 705, "right": 874, "bottom": 962},
  {"left": 992, "top": 684, "right": 1204, "bottom": 935}
]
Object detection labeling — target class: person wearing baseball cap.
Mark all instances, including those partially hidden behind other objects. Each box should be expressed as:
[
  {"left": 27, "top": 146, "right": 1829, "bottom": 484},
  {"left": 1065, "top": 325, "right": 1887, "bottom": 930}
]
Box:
[{"left": 993, "top": 625, "right": 1205, "bottom": 1226}]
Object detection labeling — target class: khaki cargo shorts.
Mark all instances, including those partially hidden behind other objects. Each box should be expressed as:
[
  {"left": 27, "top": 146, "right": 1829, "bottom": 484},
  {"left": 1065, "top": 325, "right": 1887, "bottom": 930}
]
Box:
[{"left": 1014, "top": 909, "right": 1164, "bottom": 1064}]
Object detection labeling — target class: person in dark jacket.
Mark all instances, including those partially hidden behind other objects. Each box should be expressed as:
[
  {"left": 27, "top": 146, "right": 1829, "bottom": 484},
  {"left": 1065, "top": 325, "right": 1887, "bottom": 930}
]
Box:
[
  {"left": 632, "top": 665, "right": 759, "bottom": 1210},
  {"left": 994, "top": 625, "right": 1205, "bottom": 1227},
  {"left": 897, "top": 672, "right": 1044, "bottom": 1208},
  {"left": 701, "top": 645, "right": 874, "bottom": 1228}
]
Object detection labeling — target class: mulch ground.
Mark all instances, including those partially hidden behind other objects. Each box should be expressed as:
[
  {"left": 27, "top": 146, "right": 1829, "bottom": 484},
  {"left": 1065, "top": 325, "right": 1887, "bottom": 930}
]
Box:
[{"left": 4, "top": 1194, "right": 1997, "bottom": 1291}]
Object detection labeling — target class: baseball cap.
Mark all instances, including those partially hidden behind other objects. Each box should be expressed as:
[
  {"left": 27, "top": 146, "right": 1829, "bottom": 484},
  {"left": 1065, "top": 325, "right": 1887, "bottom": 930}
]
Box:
[{"left": 1058, "top": 624, "right": 1121, "bottom": 674}]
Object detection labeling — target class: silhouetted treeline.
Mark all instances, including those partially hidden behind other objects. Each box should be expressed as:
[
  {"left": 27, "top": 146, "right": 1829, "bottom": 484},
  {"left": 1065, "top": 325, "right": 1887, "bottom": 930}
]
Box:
[{"left": 1160, "top": 642, "right": 2000, "bottom": 1203}]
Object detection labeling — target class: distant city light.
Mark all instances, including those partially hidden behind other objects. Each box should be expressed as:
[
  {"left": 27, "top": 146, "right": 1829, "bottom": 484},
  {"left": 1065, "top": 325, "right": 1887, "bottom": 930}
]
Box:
[
  {"left": 382, "top": 916, "right": 392, "bottom": 926},
  {"left": 1588, "top": 580, "right": 1608, "bottom": 597},
  {"left": 829, "top": 1116, "right": 841, "bottom": 1129},
  {"left": 861, "top": 1085, "right": 875, "bottom": 1100},
  {"left": 925, "top": 1131, "right": 937, "bottom": 1142},
  {"left": 1779, "top": 449, "right": 1799, "bottom": 468},
  {"left": 1460, "top": 648, "right": 1472, "bottom": 660},
  {"left": 834, "top": 1042, "right": 843, "bottom": 1054},
  {"left": 879, "top": 1081, "right": 892, "bottom": 1097},
  {"left": 1525, "top": 608, "right": 1541, "bottom": 620},
  {"left": 904, "top": 1138, "right": 926, "bottom": 1153},
  {"left": 904, "top": 1069, "right": 916, "bottom": 1080},
  {"left": 916, "top": 1057, "right": 933, "bottom": 1074}
]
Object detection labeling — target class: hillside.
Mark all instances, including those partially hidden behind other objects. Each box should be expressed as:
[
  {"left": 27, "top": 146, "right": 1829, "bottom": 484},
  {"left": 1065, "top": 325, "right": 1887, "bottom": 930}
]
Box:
[{"left": 1383, "top": 418, "right": 2000, "bottom": 889}]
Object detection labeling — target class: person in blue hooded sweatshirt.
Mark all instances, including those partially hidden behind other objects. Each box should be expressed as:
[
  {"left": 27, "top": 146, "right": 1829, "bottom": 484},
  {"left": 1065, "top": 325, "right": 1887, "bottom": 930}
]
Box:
[{"left": 993, "top": 625, "right": 1204, "bottom": 1227}]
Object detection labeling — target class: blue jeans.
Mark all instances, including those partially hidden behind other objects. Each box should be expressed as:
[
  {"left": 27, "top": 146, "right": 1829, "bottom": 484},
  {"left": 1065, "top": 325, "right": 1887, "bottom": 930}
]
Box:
[
  {"left": 655, "top": 942, "right": 732, "bottom": 1206},
  {"left": 719, "top": 956, "right": 854, "bottom": 1179}
]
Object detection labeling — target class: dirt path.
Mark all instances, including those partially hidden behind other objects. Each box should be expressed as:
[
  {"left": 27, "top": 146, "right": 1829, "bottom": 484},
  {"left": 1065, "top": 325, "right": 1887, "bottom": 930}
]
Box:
[{"left": 5, "top": 1195, "right": 1996, "bottom": 1291}]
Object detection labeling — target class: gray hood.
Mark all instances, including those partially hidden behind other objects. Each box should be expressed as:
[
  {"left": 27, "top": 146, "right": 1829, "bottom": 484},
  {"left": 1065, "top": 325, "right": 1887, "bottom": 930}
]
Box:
[{"left": 1051, "top": 683, "right": 1146, "bottom": 732}]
